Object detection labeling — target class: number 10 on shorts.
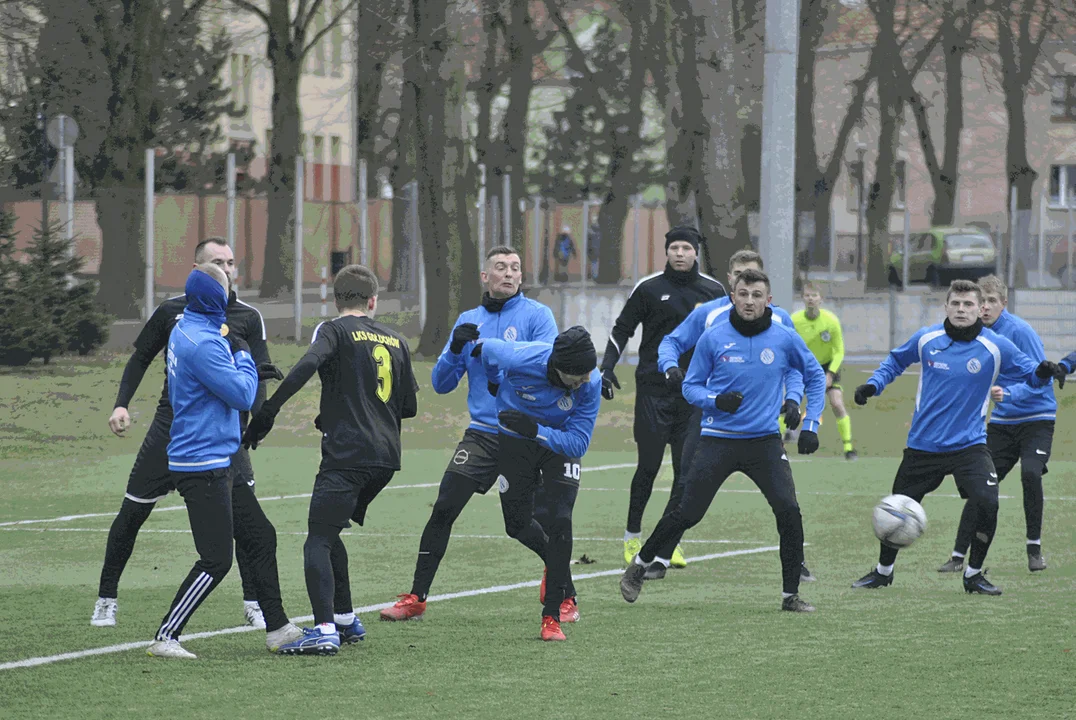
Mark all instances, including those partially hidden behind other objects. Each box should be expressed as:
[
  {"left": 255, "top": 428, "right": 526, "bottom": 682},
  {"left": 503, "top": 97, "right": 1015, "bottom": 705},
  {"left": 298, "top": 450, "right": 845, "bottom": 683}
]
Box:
[{"left": 563, "top": 462, "right": 581, "bottom": 480}]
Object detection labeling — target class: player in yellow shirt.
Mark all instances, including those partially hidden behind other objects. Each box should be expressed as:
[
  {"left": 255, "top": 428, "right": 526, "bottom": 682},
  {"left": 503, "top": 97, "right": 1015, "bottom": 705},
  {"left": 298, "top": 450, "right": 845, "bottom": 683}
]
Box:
[{"left": 790, "top": 283, "right": 857, "bottom": 460}]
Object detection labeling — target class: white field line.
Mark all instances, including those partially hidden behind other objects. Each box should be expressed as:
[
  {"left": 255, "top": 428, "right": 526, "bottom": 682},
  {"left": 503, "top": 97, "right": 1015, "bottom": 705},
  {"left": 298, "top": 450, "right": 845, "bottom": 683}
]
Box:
[
  {"left": 0, "top": 462, "right": 651, "bottom": 529},
  {"left": 0, "top": 544, "right": 780, "bottom": 673},
  {"left": 0, "top": 526, "right": 765, "bottom": 545}
]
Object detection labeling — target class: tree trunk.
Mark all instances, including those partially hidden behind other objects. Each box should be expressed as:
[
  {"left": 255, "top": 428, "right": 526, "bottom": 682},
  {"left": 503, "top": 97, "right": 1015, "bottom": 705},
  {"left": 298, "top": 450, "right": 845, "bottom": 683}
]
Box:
[
  {"left": 930, "top": 20, "right": 965, "bottom": 227},
  {"left": 95, "top": 186, "right": 144, "bottom": 318},
  {"left": 1005, "top": 90, "right": 1036, "bottom": 287},
  {"left": 412, "top": 0, "right": 452, "bottom": 357},
  {"left": 598, "top": 192, "right": 630, "bottom": 285},
  {"left": 502, "top": 0, "right": 535, "bottom": 251},
  {"left": 261, "top": 7, "right": 303, "bottom": 298},
  {"left": 692, "top": 0, "right": 747, "bottom": 278},
  {"left": 662, "top": 0, "right": 700, "bottom": 226},
  {"left": 797, "top": 0, "right": 828, "bottom": 266}
]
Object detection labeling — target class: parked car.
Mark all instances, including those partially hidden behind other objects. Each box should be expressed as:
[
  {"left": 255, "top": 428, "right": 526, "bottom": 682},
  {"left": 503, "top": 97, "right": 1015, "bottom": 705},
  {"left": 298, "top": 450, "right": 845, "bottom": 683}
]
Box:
[{"left": 888, "top": 227, "right": 996, "bottom": 288}]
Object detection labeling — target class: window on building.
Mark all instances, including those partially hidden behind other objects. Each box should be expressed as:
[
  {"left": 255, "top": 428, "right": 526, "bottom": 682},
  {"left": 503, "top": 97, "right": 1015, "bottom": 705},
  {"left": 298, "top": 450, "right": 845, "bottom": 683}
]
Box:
[
  {"left": 330, "top": 135, "right": 342, "bottom": 200},
  {"left": 847, "top": 160, "right": 865, "bottom": 214},
  {"left": 1052, "top": 76, "right": 1076, "bottom": 122},
  {"left": 892, "top": 160, "right": 906, "bottom": 210},
  {"left": 1048, "top": 164, "right": 1076, "bottom": 207},
  {"left": 330, "top": 135, "right": 341, "bottom": 164},
  {"left": 230, "top": 53, "right": 253, "bottom": 126}
]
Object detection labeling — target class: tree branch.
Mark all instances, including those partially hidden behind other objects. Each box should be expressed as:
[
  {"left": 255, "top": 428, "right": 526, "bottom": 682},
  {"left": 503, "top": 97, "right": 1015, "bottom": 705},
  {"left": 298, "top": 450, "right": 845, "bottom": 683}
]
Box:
[
  {"left": 543, "top": 0, "right": 594, "bottom": 81},
  {"left": 302, "top": 0, "right": 356, "bottom": 56},
  {"left": 228, "top": 0, "right": 269, "bottom": 26}
]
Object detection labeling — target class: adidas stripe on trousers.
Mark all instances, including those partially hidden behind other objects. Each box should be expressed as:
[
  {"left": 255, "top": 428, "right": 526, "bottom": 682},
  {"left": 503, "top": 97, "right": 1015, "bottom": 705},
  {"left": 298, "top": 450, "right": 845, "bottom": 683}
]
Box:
[{"left": 156, "top": 468, "right": 234, "bottom": 642}]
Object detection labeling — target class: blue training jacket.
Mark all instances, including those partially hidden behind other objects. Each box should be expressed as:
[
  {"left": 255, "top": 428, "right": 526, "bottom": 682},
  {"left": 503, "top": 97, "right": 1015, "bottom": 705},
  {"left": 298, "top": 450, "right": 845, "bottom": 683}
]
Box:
[
  {"left": 479, "top": 339, "right": 601, "bottom": 458},
  {"left": 683, "top": 317, "right": 826, "bottom": 439},
  {"left": 866, "top": 323, "right": 1048, "bottom": 453},
  {"left": 166, "top": 272, "right": 259, "bottom": 472},
  {"left": 431, "top": 293, "right": 558, "bottom": 433},
  {"left": 658, "top": 296, "right": 804, "bottom": 403},
  {"left": 987, "top": 310, "right": 1057, "bottom": 425}
]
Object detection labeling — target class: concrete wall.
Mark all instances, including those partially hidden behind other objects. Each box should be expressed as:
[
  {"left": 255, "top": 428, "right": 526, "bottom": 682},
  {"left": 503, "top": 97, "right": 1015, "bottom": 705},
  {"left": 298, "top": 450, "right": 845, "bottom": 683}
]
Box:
[{"left": 531, "top": 287, "right": 1076, "bottom": 360}]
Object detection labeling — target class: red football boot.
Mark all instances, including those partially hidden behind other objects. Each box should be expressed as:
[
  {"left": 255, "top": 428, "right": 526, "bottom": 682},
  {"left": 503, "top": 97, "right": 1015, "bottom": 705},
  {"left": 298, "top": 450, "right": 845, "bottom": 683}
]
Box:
[
  {"left": 540, "top": 615, "right": 566, "bottom": 641},
  {"left": 559, "top": 597, "right": 580, "bottom": 623},
  {"left": 379, "top": 593, "right": 426, "bottom": 621}
]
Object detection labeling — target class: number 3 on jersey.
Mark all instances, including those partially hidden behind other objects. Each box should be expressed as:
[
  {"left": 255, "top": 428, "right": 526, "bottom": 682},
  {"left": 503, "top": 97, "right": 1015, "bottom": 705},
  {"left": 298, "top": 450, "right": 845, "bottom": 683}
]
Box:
[{"left": 372, "top": 344, "right": 393, "bottom": 403}]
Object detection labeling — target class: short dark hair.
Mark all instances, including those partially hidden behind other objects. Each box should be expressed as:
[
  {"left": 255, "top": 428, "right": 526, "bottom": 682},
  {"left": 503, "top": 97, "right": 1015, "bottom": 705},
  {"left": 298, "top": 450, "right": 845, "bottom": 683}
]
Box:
[
  {"left": 734, "top": 268, "right": 770, "bottom": 291},
  {"left": 729, "top": 249, "right": 763, "bottom": 271},
  {"left": 946, "top": 279, "right": 982, "bottom": 304},
  {"left": 334, "top": 264, "right": 379, "bottom": 309},
  {"left": 485, "top": 245, "right": 520, "bottom": 262},
  {"left": 194, "top": 236, "right": 228, "bottom": 263}
]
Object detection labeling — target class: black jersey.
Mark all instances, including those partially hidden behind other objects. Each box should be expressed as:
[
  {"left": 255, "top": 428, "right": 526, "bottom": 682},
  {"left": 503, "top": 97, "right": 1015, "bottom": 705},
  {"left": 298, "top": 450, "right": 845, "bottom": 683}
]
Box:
[
  {"left": 600, "top": 263, "right": 725, "bottom": 396},
  {"left": 262, "top": 315, "right": 418, "bottom": 471},
  {"left": 114, "top": 292, "right": 270, "bottom": 418}
]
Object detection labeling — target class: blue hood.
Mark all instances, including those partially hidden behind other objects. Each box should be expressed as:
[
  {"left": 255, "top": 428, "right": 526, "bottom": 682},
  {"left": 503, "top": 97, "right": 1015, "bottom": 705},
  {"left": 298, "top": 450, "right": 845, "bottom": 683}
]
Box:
[{"left": 184, "top": 269, "right": 228, "bottom": 326}]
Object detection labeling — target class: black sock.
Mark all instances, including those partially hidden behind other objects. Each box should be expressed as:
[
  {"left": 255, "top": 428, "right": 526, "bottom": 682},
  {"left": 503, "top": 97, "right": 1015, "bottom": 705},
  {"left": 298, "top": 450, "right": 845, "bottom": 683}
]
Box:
[
  {"left": 331, "top": 538, "right": 353, "bottom": 614},
  {"left": 98, "top": 499, "right": 155, "bottom": 598},
  {"left": 303, "top": 523, "right": 341, "bottom": 627},
  {"left": 411, "top": 473, "right": 475, "bottom": 600}
]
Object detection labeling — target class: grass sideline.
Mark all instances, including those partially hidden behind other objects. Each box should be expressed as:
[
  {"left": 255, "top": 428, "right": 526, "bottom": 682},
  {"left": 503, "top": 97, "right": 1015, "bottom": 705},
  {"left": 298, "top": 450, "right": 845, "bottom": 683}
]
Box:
[{"left": 0, "top": 346, "right": 1074, "bottom": 719}]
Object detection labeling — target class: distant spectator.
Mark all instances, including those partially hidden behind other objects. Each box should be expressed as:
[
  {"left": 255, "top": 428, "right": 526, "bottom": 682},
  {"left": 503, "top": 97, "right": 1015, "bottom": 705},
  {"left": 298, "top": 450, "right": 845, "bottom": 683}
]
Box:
[
  {"left": 554, "top": 226, "right": 576, "bottom": 283},
  {"left": 587, "top": 222, "right": 601, "bottom": 281}
]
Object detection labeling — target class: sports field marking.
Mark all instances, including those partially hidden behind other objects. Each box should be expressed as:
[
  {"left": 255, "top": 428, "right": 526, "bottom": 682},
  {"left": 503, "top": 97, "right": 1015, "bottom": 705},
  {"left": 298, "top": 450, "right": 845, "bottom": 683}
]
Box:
[
  {"left": 0, "top": 462, "right": 650, "bottom": 528},
  {"left": 0, "top": 544, "right": 780, "bottom": 673},
  {"left": 0, "top": 526, "right": 766, "bottom": 544}
]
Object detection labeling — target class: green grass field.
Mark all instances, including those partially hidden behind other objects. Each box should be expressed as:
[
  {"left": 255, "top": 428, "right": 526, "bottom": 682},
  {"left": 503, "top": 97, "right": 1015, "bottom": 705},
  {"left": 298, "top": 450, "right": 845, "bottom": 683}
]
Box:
[{"left": 1, "top": 345, "right": 1075, "bottom": 719}]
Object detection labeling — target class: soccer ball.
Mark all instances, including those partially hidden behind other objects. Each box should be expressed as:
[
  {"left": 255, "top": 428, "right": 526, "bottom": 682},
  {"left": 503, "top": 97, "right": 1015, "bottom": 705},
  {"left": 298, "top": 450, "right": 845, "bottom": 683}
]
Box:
[{"left": 872, "top": 494, "right": 927, "bottom": 549}]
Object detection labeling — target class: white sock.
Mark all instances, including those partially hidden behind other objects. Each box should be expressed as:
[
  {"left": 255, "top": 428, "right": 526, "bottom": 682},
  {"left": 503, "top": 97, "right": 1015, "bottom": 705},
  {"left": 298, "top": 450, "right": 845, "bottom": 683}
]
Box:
[
  {"left": 1027, "top": 539, "right": 1041, "bottom": 547},
  {"left": 653, "top": 557, "right": 671, "bottom": 568},
  {"left": 951, "top": 551, "right": 965, "bottom": 559},
  {"left": 244, "top": 600, "right": 260, "bottom": 609},
  {"left": 964, "top": 566, "right": 982, "bottom": 578},
  {"left": 633, "top": 555, "right": 648, "bottom": 567},
  {"left": 624, "top": 531, "right": 641, "bottom": 541},
  {"left": 317, "top": 622, "right": 336, "bottom": 635},
  {"left": 782, "top": 592, "right": 794, "bottom": 599},
  {"left": 334, "top": 612, "right": 356, "bottom": 625},
  {"left": 876, "top": 563, "right": 894, "bottom": 577}
]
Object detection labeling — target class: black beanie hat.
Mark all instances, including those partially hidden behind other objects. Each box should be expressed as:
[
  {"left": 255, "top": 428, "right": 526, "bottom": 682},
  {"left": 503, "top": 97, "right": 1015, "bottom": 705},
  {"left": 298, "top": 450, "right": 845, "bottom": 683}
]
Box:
[
  {"left": 665, "top": 225, "right": 702, "bottom": 253},
  {"left": 551, "top": 326, "right": 597, "bottom": 376}
]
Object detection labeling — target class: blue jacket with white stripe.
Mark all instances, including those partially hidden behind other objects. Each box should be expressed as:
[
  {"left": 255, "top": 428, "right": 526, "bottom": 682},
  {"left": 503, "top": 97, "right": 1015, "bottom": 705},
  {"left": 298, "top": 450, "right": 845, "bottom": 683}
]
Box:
[
  {"left": 479, "top": 339, "right": 601, "bottom": 458},
  {"left": 682, "top": 312, "right": 825, "bottom": 439},
  {"left": 431, "top": 293, "right": 558, "bottom": 434},
  {"left": 658, "top": 296, "right": 805, "bottom": 403},
  {"left": 166, "top": 275, "right": 259, "bottom": 472},
  {"left": 866, "top": 323, "right": 1048, "bottom": 453},
  {"left": 987, "top": 310, "right": 1057, "bottom": 425}
]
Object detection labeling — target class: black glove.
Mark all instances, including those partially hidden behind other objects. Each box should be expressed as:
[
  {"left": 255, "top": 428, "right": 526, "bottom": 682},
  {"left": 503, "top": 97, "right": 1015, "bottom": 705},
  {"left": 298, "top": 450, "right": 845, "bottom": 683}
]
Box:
[
  {"left": 313, "top": 414, "right": 322, "bottom": 431},
  {"left": 450, "top": 323, "right": 480, "bottom": 354},
  {"left": 1036, "top": 360, "right": 1066, "bottom": 390},
  {"left": 256, "top": 363, "right": 284, "bottom": 382},
  {"left": 854, "top": 383, "right": 877, "bottom": 406},
  {"left": 797, "top": 430, "right": 819, "bottom": 455},
  {"left": 228, "top": 334, "right": 250, "bottom": 356},
  {"left": 601, "top": 368, "right": 620, "bottom": 400},
  {"left": 665, "top": 367, "right": 685, "bottom": 391},
  {"left": 242, "top": 408, "right": 276, "bottom": 450},
  {"left": 714, "top": 391, "right": 743, "bottom": 414},
  {"left": 487, "top": 381, "right": 500, "bottom": 397},
  {"left": 470, "top": 342, "right": 484, "bottom": 358},
  {"left": 498, "top": 409, "right": 538, "bottom": 439},
  {"left": 782, "top": 399, "right": 801, "bottom": 431}
]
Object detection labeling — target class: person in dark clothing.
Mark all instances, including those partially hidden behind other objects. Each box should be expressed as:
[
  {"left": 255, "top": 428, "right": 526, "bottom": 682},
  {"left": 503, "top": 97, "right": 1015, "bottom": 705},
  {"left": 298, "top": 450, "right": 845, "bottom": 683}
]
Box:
[
  {"left": 598, "top": 226, "right": 725, "bottom": 568},
  {"left": 554, "top": 226, "right": 576, "bottom": 282},
  {"left": 93, "top": 237, "right": 285, "bottom": 634},
  {"left": 245, "top": 265, "right": 419, "bottom": 656}
]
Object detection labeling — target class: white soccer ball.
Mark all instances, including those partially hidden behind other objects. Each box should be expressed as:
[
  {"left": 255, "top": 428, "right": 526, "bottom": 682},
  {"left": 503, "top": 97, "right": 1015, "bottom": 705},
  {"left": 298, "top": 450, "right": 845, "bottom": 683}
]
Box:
[{"left": 872, "top": 494, "right": 927, "bottom": 549}]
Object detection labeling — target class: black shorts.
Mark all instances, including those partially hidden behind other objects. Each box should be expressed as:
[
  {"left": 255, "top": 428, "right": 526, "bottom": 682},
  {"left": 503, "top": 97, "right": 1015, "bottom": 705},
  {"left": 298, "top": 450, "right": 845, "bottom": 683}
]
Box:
[
  {"left": 893, "top": 445, "right": 997, "bottom": 503},
  {"left": 308, "top": 467, "right": 396, "bottom": 529},
  {"left": 822, "top": 363, "right": 841, "bottom": 390},
  {"left": 444, "top": 428, "right": 499, "bottom": 494},
  {"left": 229, "top": 446, "right": 256, "bottom": 490},
  {"left": 124, "top": 411, "right": 175, "bottom": 503},
  {"left": 633, "top": 393, "right": 694, "bottom": 446},
  {"left": 496, "top": 434, "right": 582, "bottom": 496},
  {"left": 987, "top": 420, "right": 1053, "bottom": 481}
]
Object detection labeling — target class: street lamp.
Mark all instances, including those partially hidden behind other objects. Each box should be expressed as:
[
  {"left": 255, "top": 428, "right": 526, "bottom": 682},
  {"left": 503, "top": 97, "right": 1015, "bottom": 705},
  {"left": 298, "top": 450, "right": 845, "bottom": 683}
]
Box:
[{"left": 855, "top": 142, "right": 867, "bottom": 282}]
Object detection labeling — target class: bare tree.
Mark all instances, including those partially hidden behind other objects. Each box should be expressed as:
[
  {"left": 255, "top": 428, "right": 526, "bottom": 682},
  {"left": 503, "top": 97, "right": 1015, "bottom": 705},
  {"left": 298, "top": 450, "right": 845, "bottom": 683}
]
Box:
[{"left": 228, "top": 0, "right": 357, "bottom": 298}]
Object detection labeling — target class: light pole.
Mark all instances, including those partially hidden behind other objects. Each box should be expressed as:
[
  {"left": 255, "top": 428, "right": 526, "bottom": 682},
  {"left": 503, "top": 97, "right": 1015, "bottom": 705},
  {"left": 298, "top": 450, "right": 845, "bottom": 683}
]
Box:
[
  {"left": 855, "top": 142, "right": 866, "bottom": 282},
  {"left": 36, "top": 102, "right": 48, "bottom": 231}
]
